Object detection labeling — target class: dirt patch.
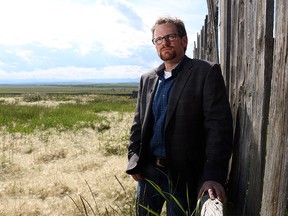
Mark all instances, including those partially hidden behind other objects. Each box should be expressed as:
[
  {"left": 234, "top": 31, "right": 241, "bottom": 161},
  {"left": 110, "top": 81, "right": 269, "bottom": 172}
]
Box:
[{"left": 0, "top": 107, "right": 136, "bottom": 215}]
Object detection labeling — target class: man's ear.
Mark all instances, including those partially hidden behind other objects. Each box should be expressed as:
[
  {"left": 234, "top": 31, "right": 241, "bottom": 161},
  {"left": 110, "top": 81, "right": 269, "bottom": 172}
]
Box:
[{"left": 182, "top": 35, "right": 188, "bottom": 50}]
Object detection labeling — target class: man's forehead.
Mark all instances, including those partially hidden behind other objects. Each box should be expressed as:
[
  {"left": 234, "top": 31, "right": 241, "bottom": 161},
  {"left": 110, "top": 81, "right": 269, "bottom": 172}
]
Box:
[{"left": 154, "top": 23, "right": 176, "bottom": 34}]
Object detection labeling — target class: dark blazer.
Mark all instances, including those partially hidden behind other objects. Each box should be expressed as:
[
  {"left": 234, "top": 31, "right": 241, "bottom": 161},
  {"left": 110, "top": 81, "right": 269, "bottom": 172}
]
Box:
[{"left": 127, "top": 55, "right": 233, "bottom": 189}]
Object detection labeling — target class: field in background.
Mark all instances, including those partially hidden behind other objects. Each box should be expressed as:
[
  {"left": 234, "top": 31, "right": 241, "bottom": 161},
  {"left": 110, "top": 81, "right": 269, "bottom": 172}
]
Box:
[
  {"left": 0, "top": 84, "right": 138, "bottom": 215},
  {"left": 0, "top": 83, "right": 138, "bottom": 95}
]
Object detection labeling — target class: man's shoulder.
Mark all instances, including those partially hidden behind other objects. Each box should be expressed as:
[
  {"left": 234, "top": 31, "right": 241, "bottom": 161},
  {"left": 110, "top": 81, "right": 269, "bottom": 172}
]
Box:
[
  {"left": 187, "top": 57, "right": 217, "bottom": 68},
  {"left": 141, "top": 63, "right": 164, "bottom": 79},
  {"left": 141, "top": 69, "right": 157, "bottom": 79},
  {"left": 139, "top": 69, "right": 158, "bottom": 85},
  {"left": 183, "top": 57, "right": 221, "bottom": 75}
]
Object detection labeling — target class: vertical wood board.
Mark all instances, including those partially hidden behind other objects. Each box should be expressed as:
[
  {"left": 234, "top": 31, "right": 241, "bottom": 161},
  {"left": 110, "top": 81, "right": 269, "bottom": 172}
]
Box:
[{"left": 261, "top": 0, "right": 288, "bottom": 215}]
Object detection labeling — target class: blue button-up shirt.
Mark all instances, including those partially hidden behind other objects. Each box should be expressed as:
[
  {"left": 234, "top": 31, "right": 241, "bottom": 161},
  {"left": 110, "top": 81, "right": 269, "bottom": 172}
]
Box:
[{"left": 150, "top": 64, "right": 181, "bottom": 158}]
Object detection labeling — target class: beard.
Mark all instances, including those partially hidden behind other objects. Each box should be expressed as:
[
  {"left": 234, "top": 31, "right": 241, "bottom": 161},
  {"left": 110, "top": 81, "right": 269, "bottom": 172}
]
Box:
[{"left": 159, "top": 48, "right": 177, "bottom": 61}]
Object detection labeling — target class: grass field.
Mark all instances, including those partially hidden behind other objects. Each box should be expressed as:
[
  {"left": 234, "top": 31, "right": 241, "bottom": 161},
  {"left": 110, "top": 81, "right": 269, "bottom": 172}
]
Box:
[
  {"left": 0, "top": 83, "right": 138, "bottom": 95},
  {"left": 0, "top": 84, "right": 138, "bottom": 215}
]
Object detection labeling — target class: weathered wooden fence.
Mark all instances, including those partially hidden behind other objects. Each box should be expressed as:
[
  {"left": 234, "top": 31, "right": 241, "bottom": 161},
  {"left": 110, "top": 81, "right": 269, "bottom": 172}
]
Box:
[{"left": 193, "top": 0, "right": 288, "bottom": 215}]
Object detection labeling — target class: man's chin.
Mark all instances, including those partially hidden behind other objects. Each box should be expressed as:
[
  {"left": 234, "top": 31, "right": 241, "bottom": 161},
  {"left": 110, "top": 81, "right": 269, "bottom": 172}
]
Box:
[
  {"left": 160, "top": 52, "right": 176, "bottom": 61},
  {"left": 160, "top": 55, "right": 176, "bottom": 61}
]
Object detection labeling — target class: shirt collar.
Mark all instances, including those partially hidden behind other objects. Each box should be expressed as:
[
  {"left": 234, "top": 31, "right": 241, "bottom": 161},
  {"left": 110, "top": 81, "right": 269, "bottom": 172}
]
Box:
[{"left": 156, "top": 56, "right": 185, "bottom": 79}]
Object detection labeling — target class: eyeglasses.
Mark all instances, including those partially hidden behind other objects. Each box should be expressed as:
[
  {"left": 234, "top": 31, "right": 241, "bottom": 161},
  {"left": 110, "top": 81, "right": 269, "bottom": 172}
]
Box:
[{"left": 152, "top": 33, "right": 178, "bottom": 45}]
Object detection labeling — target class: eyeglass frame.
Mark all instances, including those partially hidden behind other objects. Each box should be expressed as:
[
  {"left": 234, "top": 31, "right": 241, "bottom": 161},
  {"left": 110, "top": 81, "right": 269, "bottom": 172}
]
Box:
[{"left": 152, "top": 33, "right": 179, "bottom": 45}]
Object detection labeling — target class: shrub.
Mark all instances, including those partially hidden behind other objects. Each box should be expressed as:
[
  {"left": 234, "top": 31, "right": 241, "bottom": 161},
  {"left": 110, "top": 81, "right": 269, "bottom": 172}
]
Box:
[{"left": 23, "top": 93, "right": 47, "bottom": 102}]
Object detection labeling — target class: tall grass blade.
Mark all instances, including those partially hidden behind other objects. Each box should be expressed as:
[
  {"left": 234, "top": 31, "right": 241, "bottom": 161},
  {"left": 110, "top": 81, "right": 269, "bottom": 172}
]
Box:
[
  {"left": 105, "top": 207, "right": 109, "bottom": 215},
  {"left": 67, "top": 194, "right": 85, "bottom": 216},
  {"left": 145, "top": 178, "right": 168, "bottom": 201},
  {"left": 168, "top": 193, "right": 187, "bottom": 215},
  {"left": 84, "top": 179, "right": 100, "bottom": 215},
  {"left": 109, "top": 204, "right": 119, "bottom": 214},
  {"left": 195, "top": 192, "right": 205, "bottom": 216},
  {"left": 186, "top": 183, "right": 191, "bottom": 215},
  {"left": 79, "top": 195, "right": 89, "bottom": 215},
  {"left": 139, "top": 204, "right": 160, "bottom": 216},
  {"left": 80, "top": 195, "right": 97, "bottom": 216},
  {"left": 144, "top": 178, "right": 189, "bottom": 215},
  {"left": 114, "top": 175, "right": 127, "bottom": 195},
  {"left": 114, "top": 203, "right": 126, "bottom": 215}
]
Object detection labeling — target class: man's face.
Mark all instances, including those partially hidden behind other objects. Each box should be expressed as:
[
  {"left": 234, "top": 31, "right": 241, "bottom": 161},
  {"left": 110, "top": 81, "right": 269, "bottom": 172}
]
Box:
[{"left": 153, "top": 23, "right": 187, "bottom": 62}]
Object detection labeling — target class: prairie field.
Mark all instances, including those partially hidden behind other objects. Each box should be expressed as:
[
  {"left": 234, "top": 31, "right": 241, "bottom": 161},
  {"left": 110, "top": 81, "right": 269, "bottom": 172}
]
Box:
[{"left": 0, "top": 85, "right": 138, "bottom": 216}]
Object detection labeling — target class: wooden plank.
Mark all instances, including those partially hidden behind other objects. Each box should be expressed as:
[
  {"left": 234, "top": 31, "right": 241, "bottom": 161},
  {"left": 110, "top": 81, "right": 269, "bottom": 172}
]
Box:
[
  {"left": 226, "top": 0, "right": 248, "bottom": 214},
  {"left": 225, "top": 0, "right": 274, "bottom": 214},
  {"left": 244, "top": 0, "right": 274, "bottom": 214},
  {"left": 240, "top": 0, "right": 260, "bottom": 215},
  {"left": 201, "top": 0, "right": 287, "bottom": 214},
  {"left": 204, "top": 15, "right": 208, "bottom": 59},
  {"left": 206, "top": 0, "right": 219, "bottom": 62},
  {"left": 193, "top": 41, "right": 197, "bottom": 59},
  {"left": 193, "top": 14, "right": 217, "bottom": 61},
  {"left": 220, "top": 0, "right": 231, "bottom": 91},
  {"left": 201, "top": 24, "right": 204, "bottom": 59},
  {"left": 197, "top": 33, "right": 200, "bottom": 58},
  {"left": 261, "top": 0, "right": 288, "bottom": 215}
]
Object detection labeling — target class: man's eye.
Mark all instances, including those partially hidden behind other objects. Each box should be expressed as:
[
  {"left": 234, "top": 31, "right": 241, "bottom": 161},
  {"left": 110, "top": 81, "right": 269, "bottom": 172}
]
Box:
[{"left": 155, "top": 38, "right": 162, "bottom": 43}]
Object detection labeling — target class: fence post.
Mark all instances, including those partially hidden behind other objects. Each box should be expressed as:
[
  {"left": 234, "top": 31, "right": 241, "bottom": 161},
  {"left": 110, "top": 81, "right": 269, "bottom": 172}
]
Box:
[
  {"left": 206, "top": 0, "right": 219, "bottom": 62},
  {"left": 261, "top": 0, "right": 288, "bottom": 215},
  {"left": 219, "top": 0, "right": 231, "bottom": 93},
  {"left": 197, "top": 0, "right": 287, "bottom": 214},
  {"left": 221, "top": 0, "right": 274, "bottom": 214}
]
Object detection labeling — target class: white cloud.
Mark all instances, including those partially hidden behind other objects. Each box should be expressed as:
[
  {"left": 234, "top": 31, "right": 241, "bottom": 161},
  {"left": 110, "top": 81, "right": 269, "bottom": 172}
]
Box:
[
  {"left": 0, "top": 65, "right": 145, "bottom": 82},
  {"left": 14, "top": 49, "right": 35, "bottom": 64},
  {"left": 0, "top": 0, "right": 208, "bottom": 84},
  {"left": 0, "top": 0, "right": 150, "bottom": 57},
  {"left": 0, "top": 0, "right": 206, "bottom": 54}
]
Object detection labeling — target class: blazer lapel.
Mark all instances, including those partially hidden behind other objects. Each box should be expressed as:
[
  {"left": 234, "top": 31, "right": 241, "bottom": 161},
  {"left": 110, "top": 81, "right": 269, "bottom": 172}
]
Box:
[
  {"left": 164, "top": 59, "right": 194, "bottom": 130},
  {"left": 142, "top": 72, "right": 158, "bottom": 131},
  {"left": 147, "top": 73, "right": 159, "bottom": 110}
]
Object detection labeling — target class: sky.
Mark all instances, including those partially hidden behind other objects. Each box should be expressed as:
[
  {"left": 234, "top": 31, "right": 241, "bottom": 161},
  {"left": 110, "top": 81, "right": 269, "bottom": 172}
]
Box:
[{"left": 0, "top": 0, "right": 208, "bottom": 84}]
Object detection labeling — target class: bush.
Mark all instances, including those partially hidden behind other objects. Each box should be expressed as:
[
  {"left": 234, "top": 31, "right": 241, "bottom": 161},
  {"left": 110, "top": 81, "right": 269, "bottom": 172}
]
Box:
[{"left": 23, "top": 93, "right": 47, "bottom": 102}]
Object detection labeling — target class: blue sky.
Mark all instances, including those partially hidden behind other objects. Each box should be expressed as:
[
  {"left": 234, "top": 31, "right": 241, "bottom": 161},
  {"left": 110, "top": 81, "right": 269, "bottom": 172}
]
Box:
[{"left": 0, "top": 0, "right": 207, "bottom": 84}]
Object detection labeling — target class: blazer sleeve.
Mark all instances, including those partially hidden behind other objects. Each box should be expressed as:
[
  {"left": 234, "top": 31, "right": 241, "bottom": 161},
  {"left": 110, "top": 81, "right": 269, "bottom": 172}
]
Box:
[
  {"left": 201, "top": 63, "right": 233, "bottom": 185},
  {"left": 126, "top": 75, "right": 145, "bottom": 174}
]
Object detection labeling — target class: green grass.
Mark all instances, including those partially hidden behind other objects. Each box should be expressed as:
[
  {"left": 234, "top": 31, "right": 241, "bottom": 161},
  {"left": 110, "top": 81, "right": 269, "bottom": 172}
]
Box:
[
  {"left": 0, "top": 83, "right": 138, "bottom": 95},
  {"left": 0, "top": 95, "right": 136, "bottom": 134},
  {"left": 91, "top": 95, "right": 136, "bottom": 113},
  {"left": 140, "top": 179, "right": 203, "bottom": 216}
]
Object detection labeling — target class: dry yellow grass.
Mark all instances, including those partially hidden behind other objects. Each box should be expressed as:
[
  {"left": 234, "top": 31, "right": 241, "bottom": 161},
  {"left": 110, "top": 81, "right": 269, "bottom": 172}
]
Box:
[{"left": 0, "top": 98, "right": 136, "bottom": 216}]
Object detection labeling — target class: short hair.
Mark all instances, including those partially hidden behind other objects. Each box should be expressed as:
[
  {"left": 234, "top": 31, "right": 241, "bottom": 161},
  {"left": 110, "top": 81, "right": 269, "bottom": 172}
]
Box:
[{"left": 151, "top": 17, "right": 187, "bottom": 38}]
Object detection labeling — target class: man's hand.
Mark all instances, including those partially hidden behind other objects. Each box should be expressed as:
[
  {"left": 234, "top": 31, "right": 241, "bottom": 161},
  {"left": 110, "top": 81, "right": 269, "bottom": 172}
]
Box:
[
  {"left": 198, "top": 181, "right": 225, "bottom": 202},
  {"left": 131, "top": 174, "right": 143, "bottom": 181}
]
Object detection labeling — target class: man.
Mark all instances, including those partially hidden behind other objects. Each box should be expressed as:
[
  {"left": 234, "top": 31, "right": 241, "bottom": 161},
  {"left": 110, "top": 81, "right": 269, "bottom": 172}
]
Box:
[{"left": 126, "top": 17, "right": 233, "bottom": 215}]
